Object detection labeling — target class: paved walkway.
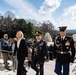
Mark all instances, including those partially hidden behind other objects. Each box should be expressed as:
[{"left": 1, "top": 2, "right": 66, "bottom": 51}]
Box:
[{"left": 0, "top": 59, "right": 76, "bottom": 75}]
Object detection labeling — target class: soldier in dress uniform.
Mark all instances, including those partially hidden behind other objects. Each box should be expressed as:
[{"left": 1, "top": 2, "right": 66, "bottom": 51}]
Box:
[
  {"left": 54, "top": 26, "right": 75, "bottom": 75},
  {"left": 31, "top": 31, "right": 47, "bottom": 75}
]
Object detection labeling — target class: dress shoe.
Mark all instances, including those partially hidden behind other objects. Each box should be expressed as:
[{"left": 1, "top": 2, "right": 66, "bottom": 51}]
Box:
[
  {"left": 36, "top": 71, "right": 39, "bottom": 75},
  {"left": 5, "top": 68, "right": 11, "bottom": 71},
  {"left": 3, "top": 62, "right": 9, "bottom": 65},
  {"left": 22, "top": 70, "right": 27, "bottom": 75}
]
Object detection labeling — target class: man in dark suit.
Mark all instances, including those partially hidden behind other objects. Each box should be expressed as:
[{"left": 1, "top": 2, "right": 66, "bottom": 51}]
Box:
[
  {"left": 31, "top": 31, "right": 47, "bottom": 75},
  {"left": 54, "top": 26, "right": 75, "bottom": 75},
  {"left": 13, "top": 31, "right": 28, "bottom": 75}
]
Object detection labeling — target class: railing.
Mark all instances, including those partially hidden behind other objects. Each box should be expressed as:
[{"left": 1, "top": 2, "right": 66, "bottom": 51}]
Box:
[
  {"left": 0, "top": 50, "right": 13, "bottom": 53},
  {"left": 0, "top": 50, "right": 17, "bottom": 72}
]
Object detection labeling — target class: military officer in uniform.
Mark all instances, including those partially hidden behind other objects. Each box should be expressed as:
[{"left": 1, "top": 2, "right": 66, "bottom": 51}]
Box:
[
  {"left": 54, "top": 26, "right": 75, "bottom": 75},
  {"left": 31, "top": 31, "right": 47, "bottom": 75}
]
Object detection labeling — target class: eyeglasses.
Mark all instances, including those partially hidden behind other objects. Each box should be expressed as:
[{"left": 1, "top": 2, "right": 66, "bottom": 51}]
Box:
[{"left": 5, "top": 36, "right": 8, "bottom": 37}]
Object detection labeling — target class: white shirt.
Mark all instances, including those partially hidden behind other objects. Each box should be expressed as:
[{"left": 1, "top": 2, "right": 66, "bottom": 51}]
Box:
[
  {"left": 17, "top": 39, "right": 21, "bottom": 48},
  {"left": 37, "top": 40, "right": 40, "bottom": 42},
  {"left": 61, "top": 36, "right": 65, "bottom": 40}
]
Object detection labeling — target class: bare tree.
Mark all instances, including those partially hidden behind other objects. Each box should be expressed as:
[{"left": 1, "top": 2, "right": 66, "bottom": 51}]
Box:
[
  {"left": 35, "top": 20, "right": 58, "bottom": 40},
  {"left": 4, "top": 11, "right": 15, "bottom": 20}
]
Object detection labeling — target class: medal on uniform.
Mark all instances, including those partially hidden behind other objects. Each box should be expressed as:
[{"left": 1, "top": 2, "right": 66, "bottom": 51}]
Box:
[
  {"left": 34, "top": 48, "right": 37, "bottom": 51},
  {"left": 34, "top": 48, "right": 38, "bottom": 55},
  {"left": 65, "top": 41, "right": 70, "bottom": 46}
]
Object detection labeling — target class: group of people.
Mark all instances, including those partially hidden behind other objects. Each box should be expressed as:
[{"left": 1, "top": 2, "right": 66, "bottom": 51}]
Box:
[{"left": 0, "top": 26, "right": 75, "bottom": 75}]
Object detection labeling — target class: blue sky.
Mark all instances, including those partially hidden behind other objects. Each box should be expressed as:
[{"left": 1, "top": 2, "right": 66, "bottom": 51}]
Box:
[
  {"left": 28, "top": 0, "right": 44, "bottom": 9},
  {"left": 0, "top": 0, "right": 76, "bottom": 29}
]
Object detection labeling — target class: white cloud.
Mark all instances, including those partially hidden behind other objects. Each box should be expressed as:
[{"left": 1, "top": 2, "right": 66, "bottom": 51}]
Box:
[
  {"left": 4, "top": 0, "right": 43, "bottom": 21},
  {"left": 3, "top": 0, "right": 76, "bottom": 29},
  {"left": 39, "top": 0, "right": 61, "bottom": 14},
  {"left": 10, "top": 10, "right": 19, "bottom": 18},
  {"left": 38, "top": 0, "right": 62, "bottom": 23},
  {"left": 4, "top": 0, "right": 61, "bottom": 22},
  {"left": 63, "top": 5, "right": 76, "bottom": 17},
  {"left": 55, "top": 5, "right": 76, "bottom": 29}
]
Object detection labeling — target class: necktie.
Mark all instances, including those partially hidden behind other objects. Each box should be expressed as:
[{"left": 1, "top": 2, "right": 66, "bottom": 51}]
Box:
[{"left": 61, "top": 38, "right": 63, "bottom": 41}]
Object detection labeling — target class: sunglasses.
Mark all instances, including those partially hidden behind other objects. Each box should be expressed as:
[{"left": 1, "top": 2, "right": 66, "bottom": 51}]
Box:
[{"left": 5, "top": 36, "right": 8, "bottom": 37}]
